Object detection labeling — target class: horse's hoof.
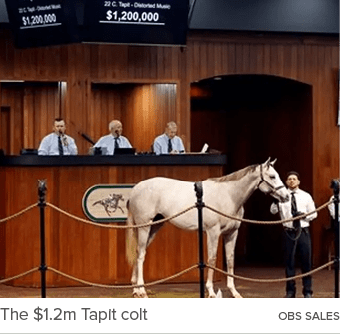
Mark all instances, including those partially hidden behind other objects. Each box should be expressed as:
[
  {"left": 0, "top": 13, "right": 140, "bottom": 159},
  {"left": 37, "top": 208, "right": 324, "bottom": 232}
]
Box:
[
  {"left": 206, "top": 289, "right": 217, "bottom": 298},
  {"left": 132, "top": 291, "right": 148, "bottom": 298}
]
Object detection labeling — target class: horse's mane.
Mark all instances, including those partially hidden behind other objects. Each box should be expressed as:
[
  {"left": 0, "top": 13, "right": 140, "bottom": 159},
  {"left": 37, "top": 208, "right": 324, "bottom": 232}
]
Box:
[{"left": 208, "top": 164, "right": 259, "bottom": 182}]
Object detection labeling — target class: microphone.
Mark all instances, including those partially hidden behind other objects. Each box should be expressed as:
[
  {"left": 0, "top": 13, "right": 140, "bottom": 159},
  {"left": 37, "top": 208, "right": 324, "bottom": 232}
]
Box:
[
  {"left": 58, "top": 131, "right": 68, "bottom": 146},
  {"left": 59, "top": 132, "right": 69, "bottom": 146},
  {"left": 79, "top": 132, "right": 95, "bottom": 145}
]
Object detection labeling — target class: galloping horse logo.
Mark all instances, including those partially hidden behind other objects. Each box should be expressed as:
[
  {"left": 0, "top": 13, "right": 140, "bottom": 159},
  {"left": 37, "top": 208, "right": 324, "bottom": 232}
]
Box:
[
  {"left": 83, "top": 184, "right": 134, "bottom": 222},
  {"left": 92, "top": 194, "right": 125, "bottom": 216}
]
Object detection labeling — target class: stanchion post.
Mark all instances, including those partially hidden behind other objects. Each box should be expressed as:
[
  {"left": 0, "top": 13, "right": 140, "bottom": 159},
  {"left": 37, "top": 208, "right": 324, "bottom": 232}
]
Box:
[
  {"left": 331, "top": 179, "right": 339, "bottom": 298},
  {"left": 194, "top": 181, "right": 205, "bottom": 298},
  {"left": 38, "top": 180, "right": 47, "bottom": 298}
]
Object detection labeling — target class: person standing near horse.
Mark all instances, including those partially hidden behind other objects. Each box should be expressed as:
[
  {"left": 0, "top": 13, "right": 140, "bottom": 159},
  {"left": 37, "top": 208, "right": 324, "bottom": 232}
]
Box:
[
  {"left": 94, "top": 120, "right": 132, "bottom": 155},
  {"left": 328, "top": 195, "right": 340, "bottom": 221},
  {"left": 38, "top": 118, "right": 78, "bottom": 155},
  {"left": 270, "top": 171, "right": 317, "bottom": 298},
  {"left": 153, "top": 121, "right": 185, "bottom": 155}
]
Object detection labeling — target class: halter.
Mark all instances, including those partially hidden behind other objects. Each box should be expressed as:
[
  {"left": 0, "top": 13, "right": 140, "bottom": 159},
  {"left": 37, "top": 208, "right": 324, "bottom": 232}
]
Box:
[{"left": 257, "top": 164, "right": 285, "bottom": 197}]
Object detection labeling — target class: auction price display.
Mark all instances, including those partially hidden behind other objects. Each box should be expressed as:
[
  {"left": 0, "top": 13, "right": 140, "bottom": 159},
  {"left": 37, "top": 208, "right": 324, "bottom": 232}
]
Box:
[
  {"left": 21, "top": 12, "right": 59, "bottom": 29},
  {"left": 83, "top": 0, "right": 189, "bottom": 46},
  {"left": 102, "top": 2, "right": 169, "bottom": 26},
  {"left": 5, "top": 0, "right": 80, "bottom": 48},
  {"left": 5, "top": 0, "right": 64, "bottom": 30},
  {"left": 104, "top": 9, "right": 162, "bottom": 25}
]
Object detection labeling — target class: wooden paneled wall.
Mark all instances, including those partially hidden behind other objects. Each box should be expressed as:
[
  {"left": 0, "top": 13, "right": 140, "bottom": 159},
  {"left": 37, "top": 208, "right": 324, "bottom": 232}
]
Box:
[
  {"left": 0, "top": 28, "right": 339, "bottom": 266},
  {"left": 125, "top": 83, "right": 178, "bottom": 152},
  {"left": 0, "top": 82, "right": 61, "bottom": 153}
]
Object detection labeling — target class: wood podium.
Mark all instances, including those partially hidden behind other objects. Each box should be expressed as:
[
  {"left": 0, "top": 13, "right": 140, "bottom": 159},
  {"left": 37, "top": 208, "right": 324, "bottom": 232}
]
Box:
[{"left": 0, "top": 154, "right": 226, "bottom": 287}]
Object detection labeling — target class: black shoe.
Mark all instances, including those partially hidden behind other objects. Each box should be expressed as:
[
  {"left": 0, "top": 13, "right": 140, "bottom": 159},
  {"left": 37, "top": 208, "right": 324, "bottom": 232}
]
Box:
[
  {"left": 285, "top": 292, "right": 295, "bottom": 298},
  {"left": 304, "top": 293, "right": 312, "bottom": 298}
]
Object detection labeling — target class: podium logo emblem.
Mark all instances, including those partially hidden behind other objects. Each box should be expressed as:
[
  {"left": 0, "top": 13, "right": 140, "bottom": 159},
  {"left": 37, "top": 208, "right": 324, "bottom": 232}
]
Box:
[{"left": 82, "top": 184, "right": 134, "bottom": 222}]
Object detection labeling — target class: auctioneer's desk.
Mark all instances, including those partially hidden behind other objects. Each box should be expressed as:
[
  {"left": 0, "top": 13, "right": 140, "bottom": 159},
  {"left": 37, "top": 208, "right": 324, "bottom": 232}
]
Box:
[{"left": 0, "top": 154, "right": 226, "bottom": 287}]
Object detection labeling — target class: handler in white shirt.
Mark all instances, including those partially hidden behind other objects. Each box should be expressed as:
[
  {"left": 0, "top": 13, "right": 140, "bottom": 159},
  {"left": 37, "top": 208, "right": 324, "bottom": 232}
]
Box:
[
  {"left": 270, "top": 171, "right": 316, "bottom": 298},
  {"left": 153, "top": 121, "right": 185, "bottom": 155},
  {"left": 38, "top": 118, "right": 78, "bottom": 156},
  {"left": 270, "top": 189, "right": 317, "bottom": 229},
  {"left": 93, "top": 120, "right": 132, "bottom": 155},
  {"left": 328, "top": 195, "right": 340, "bottom": 220}
]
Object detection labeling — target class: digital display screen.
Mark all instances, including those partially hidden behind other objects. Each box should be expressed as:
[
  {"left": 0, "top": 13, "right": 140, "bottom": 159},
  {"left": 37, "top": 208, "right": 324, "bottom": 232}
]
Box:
[
  {"left": 5, "top": 0, "right": 80, "bottom": 48},
  {"left": 82, "top": 0, "right": 189, "bottom": 46}
]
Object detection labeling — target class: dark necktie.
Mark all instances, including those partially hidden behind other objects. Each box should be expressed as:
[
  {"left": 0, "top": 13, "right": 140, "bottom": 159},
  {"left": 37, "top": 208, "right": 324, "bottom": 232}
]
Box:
[
  {"left": 291, "top": 192, "right": 300, "bottom": 229},
  {"left": 58, "top": 136, "right": 64, "bottom": 156},
  {"left": 114, "top": 137, "right": 119, "bottom": 150},
  {"left": 112, "top": 137, "right": 119, "bottom": 154},
  {"left": 168, "top": 138, "right": 172, "bottom": 153}
]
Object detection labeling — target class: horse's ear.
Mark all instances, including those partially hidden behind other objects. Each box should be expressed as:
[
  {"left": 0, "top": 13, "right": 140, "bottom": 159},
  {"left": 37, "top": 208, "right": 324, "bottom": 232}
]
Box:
[
  {"left": 270, "top": 158, "right": 277, "bottom": 166},
  {"left": 263, "top": 157, "right": 271, "bottom": 167}
]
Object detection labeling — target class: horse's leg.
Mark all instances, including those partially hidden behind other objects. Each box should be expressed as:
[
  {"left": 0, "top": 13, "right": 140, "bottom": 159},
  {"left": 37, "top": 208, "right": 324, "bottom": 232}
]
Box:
[
  {"left": 131, "top": 261, "right": 138, "bottom": 292},
  {"left": 205, "top": 226, "right": 220, "bottom": 298},
  {"left": 131, "top": 217, "right": 164, "bottom": 297},
  {"left": 134, "top": 226, "right": 151, "bottom": 298},
  {"left": 125, "top": 212, "right": 139, "bottom": 297},
  {"left": 223, "top": 229, "right": 242, "bottom": 298},
  {"left": 147, "top": 220, "right": 165, "bottom": 246}
]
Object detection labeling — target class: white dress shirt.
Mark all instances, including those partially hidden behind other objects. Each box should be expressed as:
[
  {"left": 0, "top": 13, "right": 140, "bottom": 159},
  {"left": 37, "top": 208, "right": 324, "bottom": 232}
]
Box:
[
  {"left": 94, "top": 134, "right": 132, "bottom": 155},
  {"left": 38, "top": 133, "right": 78, "bottom": 155},
  {"left": 270, "top": 188, "right": 317, "bottom": 228},
  {"left": 153, "top": 134, "right": 185, "bottom": 155}
]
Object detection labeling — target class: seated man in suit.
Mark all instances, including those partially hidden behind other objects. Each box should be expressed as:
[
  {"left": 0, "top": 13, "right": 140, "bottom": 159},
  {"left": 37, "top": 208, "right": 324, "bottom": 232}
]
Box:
[
  {"left": 94, "top": 120, "right": 132, "bottom": 155},
  {"left": 153, "top": 121, "right": 185, "bottom": 155},
  {"left": 38, "top": 118, "right": 78, "bottom": 155}
]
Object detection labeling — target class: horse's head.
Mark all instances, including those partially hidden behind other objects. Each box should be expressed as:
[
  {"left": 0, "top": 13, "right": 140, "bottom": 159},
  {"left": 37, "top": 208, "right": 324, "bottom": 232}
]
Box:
[{"left": 257, "top": 158, "right": 290, "bottom": 203}]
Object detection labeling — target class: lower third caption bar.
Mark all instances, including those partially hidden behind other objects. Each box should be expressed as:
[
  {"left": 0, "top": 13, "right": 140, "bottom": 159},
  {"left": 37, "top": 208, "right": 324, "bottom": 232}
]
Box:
[{"left": 0, "top": 307, "right": 148, "bottom": 323}]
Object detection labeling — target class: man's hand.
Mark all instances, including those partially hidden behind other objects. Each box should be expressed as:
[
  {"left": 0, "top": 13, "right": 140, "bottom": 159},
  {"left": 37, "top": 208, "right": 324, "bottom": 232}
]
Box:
[{"left": 294, "top": 211, "right": 306, "bottom": 219}]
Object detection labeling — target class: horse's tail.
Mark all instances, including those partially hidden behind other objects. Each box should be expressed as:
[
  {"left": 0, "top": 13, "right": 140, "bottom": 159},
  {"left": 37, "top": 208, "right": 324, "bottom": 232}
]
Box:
[{"left": 125, "top": 204, "right": 137, "bottom": 266}]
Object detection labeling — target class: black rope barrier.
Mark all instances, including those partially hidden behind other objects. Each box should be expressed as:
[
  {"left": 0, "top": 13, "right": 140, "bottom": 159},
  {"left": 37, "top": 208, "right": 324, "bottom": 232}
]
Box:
[
  {"left": 38, "top": 180, "right": 47, "bottom": 298},
  {"left": 331, "top": 179, "right": 340, "bottom": 298},
  {"left": 194, "top": 181, "right": 206, "bottom": 298}
]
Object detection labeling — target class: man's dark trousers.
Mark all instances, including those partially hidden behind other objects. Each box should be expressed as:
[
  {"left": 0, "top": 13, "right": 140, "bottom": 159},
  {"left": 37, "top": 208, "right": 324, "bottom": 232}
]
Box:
[{"left": 284, "top": 227, "right": 312, "bottom": 296}]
